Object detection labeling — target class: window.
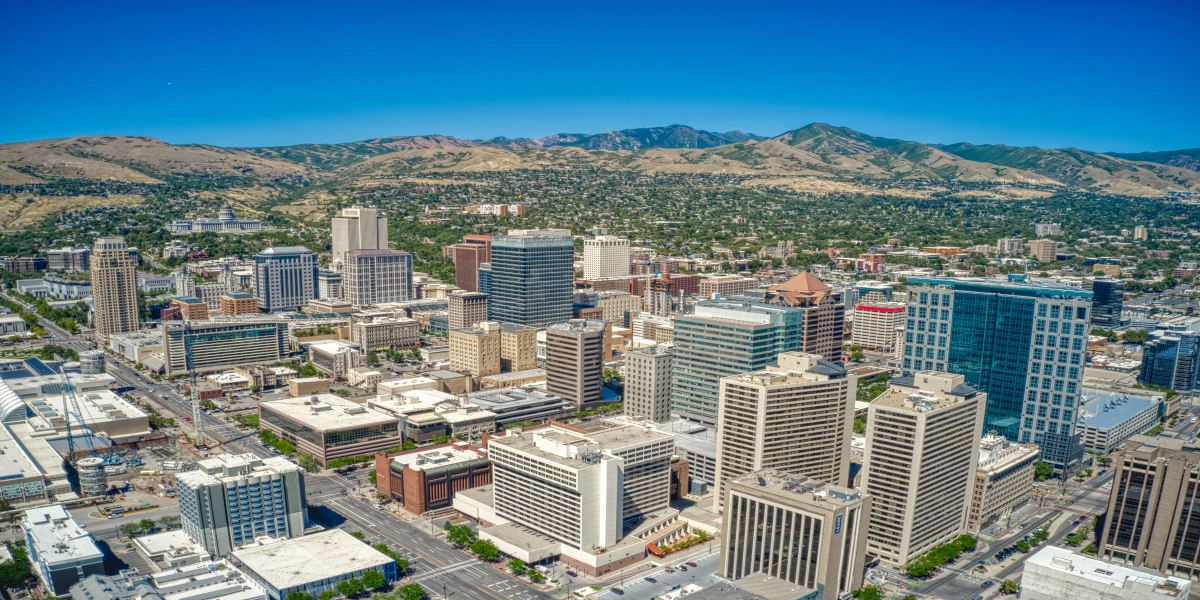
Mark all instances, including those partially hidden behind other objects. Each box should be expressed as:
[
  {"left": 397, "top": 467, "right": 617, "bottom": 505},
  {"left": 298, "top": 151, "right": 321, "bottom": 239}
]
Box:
[
  {"left": 938, "top": 336, "right": 947, "bottom": 347},
  {"left": 1021, "top": 431, "right": 1031, "bottom": 443},
  {"left": 1036, "top": 420, "right": 1046, "bottom": 431},
  {"left": 1049, "top": 321, "right": 1059, "bottom": 333},
  {"left": 930, "top": 294, "right": 939, "bottom": 306},
  {"left": 1024, "top": 418, "right": 1033, "bottom": 429},
  {"left": 903, "top": 358, "right": 911, "bottom": 369},
  {"left": 941, "top": 310, "right": 950, "bottom": 320},
  {"left": 1035, "top": 334, "right": 1045, "bottom": 346},
  {"left": 1033, "top": 348, "right": 1043, "bottom": 360},
  {"left": 1050, "top": 408, "right": 1060, "bottom": 420},
  {"left": 1054, "top": 380, "right": 1064, "bottom": 392},
  {"left": 1025, "top": 404, "right": 1035, "bottom": 416},
  {"left": 905, "top": 332, "right": 913, "bottom": 343},
  {"left": 918, "top": 321, "right": 926, "bottom": 332},
  {"left": 1037, "top": 406, "right": 1048, "bottom": 417},
  {"left": 1063, "top": 410, "right": 1073, "bottom": 421},
  {"left": 1028, "top": 390, "right": 1038, "bottom": 401},
  {"left": 1077, "top": 307, "right": 1087, "bottom": 320},
  {"left": 943, "top": 294, "right": 951, "bottom": 304},
  {"left": 1038, "top": 304, "right": 1047, "bottom": 317},
  {"left": 916, "top": 334, "right": 925, "bottom": 345},
  {"left": 1067, "top": 382, "right": 1077, "bottom": 394},
  {"left": 1072, "top": 338, "right": 1083, "bottom": 350},
  {"left": 936, "top": 362, "right": 945, "bottom": 370},
  {"left": 919, "top": 307, "right": 927, "bottom": 318},
  {"left": 1074, "top": 323, "right": 1085, "bottom": 336},
  {"left": 1070, "top": 353, "right": 1081, "bottom": 365},
  {"left": 1041, "top": 392, "right": 1050, "bottom": 403},
  {"left": 919, "top": 292, "right": 928, "bottom": 305},
  {"left": 1050, "top": 306, "right": 1060, "bottom": 319},
  {"left": 1056, "top": 366, "right": 1066, "bottom": 378},
  {"left": 913, "top": 359, "right": 923, "bottom": 370},
  {"left": 907, "top": 319, "right": 914, "bottom": 330},
  {"left": 1068, "top": 367, "right": 1078, "bottom": 379},
  {"left": 939, "top": 323, "right": 948, "bottom": 334},
  {"left": 1065, "top": 396, "right": 1074, "bottom": 408},
  {"left": 1052, "top": 394, "right": 1062, "bottom": 406},
  {"left": 908, "top": 307, "right": 916, "bottom": 317},
  {"left": 937, "top": 349, "right": 946, "bottom": 361},
  {"left": 1042, "top": 379, "right": 1052, "bottom": 390},
  {"left": 1030, "top": 376, "right": 1039, "bottom": 388},
  {"left": 1036, "top": 320, "right": 1047, "bottom": 332},
  {"left": 1059, "top": 351, "right": 1069, "bottom": 362}
]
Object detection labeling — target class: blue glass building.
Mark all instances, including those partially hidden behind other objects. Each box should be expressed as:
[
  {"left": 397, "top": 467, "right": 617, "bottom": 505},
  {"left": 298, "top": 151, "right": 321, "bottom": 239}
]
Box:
[
  {"left": 1138, "top": 317, "right": 1200, "bottom": 391},
  {"left": 903, "top": 276, "right": 1092, "bottom": 474},
  {"left": 490, "top": 231, "right": 574, "bottom": 327},
  {"left": 1085, "top": 277, "right": 1125, "bottom": 328},
  {"left": 478, "top": 262, "right": 493, "bottom": 319}
]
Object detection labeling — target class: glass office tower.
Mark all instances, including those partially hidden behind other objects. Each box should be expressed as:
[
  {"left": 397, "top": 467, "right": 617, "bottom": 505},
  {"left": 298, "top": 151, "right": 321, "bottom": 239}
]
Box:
[
  {"left": 490, "top": 231, "right": 574, "bottom": 327},
  {"left": 902, "top": 276, "right": 1092, "bottom": 475},
  {"left": 1085, "top": 277, "right": 1125, "bottom": 328},
  {"left": 1138, "top": 317, "right": 1200, "bottom": 392}
]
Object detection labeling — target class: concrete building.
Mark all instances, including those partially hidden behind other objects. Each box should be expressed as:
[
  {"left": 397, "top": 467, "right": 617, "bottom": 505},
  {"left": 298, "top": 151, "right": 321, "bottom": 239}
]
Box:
[
  {"left": 851, "top": 301, "right": 906, "bottom": 352},
  {"left": 163, "top": 321, "right": 288, "bottom": 376},
  {"left": 583, "top": 235, "right": 631, "bottom": 280},
  {"left": 490, "top": 229, "right": 574, "bottom": 327},
  {"left": 343, "top": 249, "right": 413, "bottom": 305},
  {"left": 90, "top": 236, "right": 140, "bottom": 344},
  {"left": 47, "top": 246, "right": 90, "bottom": 271},
  {"left": 220, "top": 292, "right": 259, "bottom": 316},
  {"left": 374, "top": 442, "right": 492, "bottom": 515},
  {"left": 230, "top": 530, "right": 397, "bottom": 600},
  {"left": 699, "top": 275, "right": 759, "bottom": 298},
  {"left": 625, "top": 344, "right": 674, "bottom": 422},
  {"left": 448, "top": 234, "right": 492, "bottom": 292},
  {"left": 308, "top": 340, "right": 362, "bottom": 380},
  {"left": 1029, "top": 239, "right": 1058, "bottom": 263},
  {"left": 499, "top": 323, "right": 537, "bottom": 372},
  {"left": 1034, "top": 223, "right": 1061, "bottom": 237},
  {"left": 651, "top": 419, "right": 717, "bottom": 495},
  {"left": 1022, "top": 546, "right": 1190, "bottom": 600},
  {"left": 29, "top": 388, "right": 151, "bottom": 444},
  {"left": 253, "top": 247, "right": 318, "bottom": 312},
  {"left": 23, "top": 505, "right": 105, "bottom": 595},
  {"left": 758, "top": 273, "right": 845, "bottom": 362},
  {"left": 175, "top": 454, "right": 308, "bottom": 557},
  {"left": 861, "top": 372, "right": 986, "bottom": 566},
  {"left": 287, "top": 377, "right": 329, "bottom": 397},
  {"left": 0, "top": 314, "right": 27, "bottom": 335},
  {"left": 462, "top": 388, "right": 574, "bottom": 426},
  {"left": 350, "top": 318, "right": 419, "bottom": 350},
  {"left": 317, "top": 269, "right": 342, "bottom": 300},
  {"left": 234, "top": 365, "right": 296, "bottom": 391},
  {"left": 166, "top": 203, "right": 263, "bottom": 234},
  {"left": 968, "top": 432, "right": 1040, "bottom": 532},
  {"left": 595, "top": 291, "right": 641, "bottom": 327},
  {"left": 259, "top": 394, "right": 401, "bottom": 467},
  {"left": 1134, "top": 225, "right": 1148, "bottom": 241},
  {"left": 720, "top": 470, "right": 870, "bottom": 599},
  {"left": 171, "top": 296, "right": 209, "bottom": 321},
  {"left": 331, "top": 206, "right": 388, "bottom": 269},
  {"left": 1077, "top": 388, "right": 1164, "bottom": 454},
  {"left": 69, "top": 560, "right": 267, "bottom": 600},
  {"left": 546, "top": 319, "right": 606, "bottom": 408},
  {"left": 448, "top": 291, "right": 488, "bottom": 330},
  {"left": 903, "top": 276, "right": 1092, "bottom": 475},
  {"left": 1099, "top": 436, "right": 1200, "bottom": 581},
  {"left": 450, "top": 322, "right": 501, "bottom": 378},
  {"left": 996, "top": 237, "right": 1024, "bottom": 255},
  {"left": 714, "top": 353, "right": 854, "bottom": 511},
  {"left": 110, "top": 330, "right": 164, "bottom": 363}
]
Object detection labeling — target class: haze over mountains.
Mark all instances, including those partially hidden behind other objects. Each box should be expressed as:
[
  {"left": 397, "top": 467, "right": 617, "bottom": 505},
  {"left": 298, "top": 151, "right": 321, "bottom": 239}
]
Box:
[{"left": 2, "top": 124, "right": 1198, "bottom": 198}]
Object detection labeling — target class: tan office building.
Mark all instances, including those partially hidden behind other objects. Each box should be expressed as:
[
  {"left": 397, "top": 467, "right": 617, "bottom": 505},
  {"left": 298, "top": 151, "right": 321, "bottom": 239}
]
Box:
[
  {"left": 595, "top": 291, "right": 641, "bottom": 326},
  {"left": 721, "top": 470, "right": 870, "bottom": 599},
  {"left": 90, "top": 236, "right": 140, "bottom": 344},
  {"left": 448, "top": 291, "right": 489, "bottom": 330},
  {"left": 499, "top": 323, "right": 537, "bottom": 372},
  {"left": 968, "top": 432, "right": 1040, "bottom": 533},
  {"left": 545, "top": 319, "right": 606, "bottom": 408},
  {"left": 624, "top": 344, "right": 674, "bottom": 422},
  {"left": 1029, "top": 239, "right": 1058, "bottom": 263},
  {"left": 699, "top": 275, "right": 759, "bottom": 298},
  {"left": 1099, "top": 435, "right": 1200, "bottom": 581},
  {"left": 714, "top": 352, "right": 855, "bottom": 512},
  {"left": 351, "top": 318, "right": 420, "bottom": 350},
  {"left": 219, "top": 292, "right": 259, "bottom": 316},
  {"left": 851, "top": 302, "right": 906, "bottom": 352},
  {"left": 861, "top": 371, "right": 986, "bottom": 566},
  {"left": 449, "top": 322, "right": 501, "bottom": 378}
]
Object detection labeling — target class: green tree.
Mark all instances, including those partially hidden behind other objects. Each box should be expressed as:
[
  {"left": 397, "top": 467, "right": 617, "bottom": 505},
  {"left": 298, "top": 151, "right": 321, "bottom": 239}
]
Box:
[
  {"left": 319, "top": 592, "right": 337, "bottom": 600},
  {"left": 507, "top": 559, "right": 526, "bottom": 576},
  {"left": 853, "top": 414, "right": 867, "bottom": 435},
  {"left": 159, "top": 515, "right": 181, "bottom": 530},
  {"left": 527, "top": 569, "right": 545, "bottom": 584},
  {"left": 365, "top": 350, "right": 379, "bottom": 367},
  {"left": 119, "top": 522, "right": 141, "bottom": 539},
  {"left": 1122, "top": 329, "right": 1150, "bottom": 344},
  {"left": 443, "top": 523, "right": 478, "bottom": 547},
  {"left": 851, "top": 586, "right": 883, "bottom": 600},
  {"left": 397, "top": 584, "right": 426, "bottom": 600},
  {"left": 470, "top": 539, "right": 499, "bottom": 561},
  {"left": 1016, "top": 541, "right": 1032, "bottom": 553},
  {"left": 298, "top": 362, "right": 321, "bottom": 377},
  {"left": 1034, "top": 460, "right": 1053, "bottom": 481},
  {"left": 140, "top": 518, "right": 156, "bottom": 534},
  {"left": 369, "top": 470, "right": 377, "bottom": 485},
  {"left": 1000, "top": 579, "right": 1019, "bottom": 594},
  {"left": 286, "top": 592, "right": 314, "bottom": 600},
  {"left": 295, "top": 453, "right": 321, "bottom": 472},
  {"left": 361, "top": 570, "right": 386, "bottom": 590},
  {"left": 349, "top": 531, "right": 366, "bottom": 541},
  {"left": 850, "top": 350, "right": 865, "bottom": 361},
  {"left": 0, "top": 546, "right": 31, "bottom": 587},
  {"left": 336, "top": 578, "right": 365, "bottom": 598}
]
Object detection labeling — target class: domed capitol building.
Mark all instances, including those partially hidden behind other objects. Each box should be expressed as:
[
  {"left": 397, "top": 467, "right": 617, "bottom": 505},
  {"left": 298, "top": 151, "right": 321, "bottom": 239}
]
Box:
[{"left": 166, "top": 202, "right": 264, "bottom": 234}]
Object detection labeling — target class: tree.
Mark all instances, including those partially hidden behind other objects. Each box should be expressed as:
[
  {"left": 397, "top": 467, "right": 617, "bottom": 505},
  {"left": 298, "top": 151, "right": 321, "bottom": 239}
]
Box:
[
  {"left": 850, "top": 350, "right": 865, "bottom": 361},
  {"left": 159, "top": 515, "right": 181, "bottom": 530},
  {"left": 1122, "top": 329, "right": 1150, "bottom": 344},
  {"left": 397, "top": 584, "right": 426, "bottom": 600},
  {"left": 851, "top": 586, "right": 883, "bottom": 600},
  {"left": 508, "top": 559, "right": 527, "bottom": 576},
  {"left": 369, "top": 470, "right": 377, "bottom": 485},
  {"left": 139, "top": 518, "right": 156, "bottom": 534},
  {"left": 903, "top": 596, "right": 918, "bottom": 600},
  {"left": 298, "top": 362, "right": 321, "bottom": 378},
  {"left": 853, "top": 414, "right": 867, "bottom": 435},
  {"left": 336, "top": 578, "right": 364, "bottom": 598},
  {"left": 1016, "top": 541, "right": 1032, "bottom": 553},
  {"left": 119, "top": 522, "right": 141, "bottom": 539},
  {"left": 444, "top": 523, "right": 477, "bottom": 548},
  {"left": 320, "top": 593, "right": 337, "bottom": 600},
  {"left": 0, "top": 546, "right": 31, "bottom": 587},
  {"left": 361, "top": 570, "right": 386, "bottom": 590},
  {"left": 349, "top": 531, "right": 366, "bottom": 541},
  {"left": 365, "top": 350, "right": 379, "bottom": 367},
  {"left": 286, "top": 592, "right": 314, "bottom": 600},
  {"left": 0, "top": 499, "right": 11, "bottom": 512},
  {"left": 527, "top": 569, "right": 545, "bottom": 584},
  {"left": 1034, "top": 460, "right": 1053, "bottom": 481},
  {"left": 295, "top": 453, "right": 321, "bottom": 472},
  {"left": 1000, "top": 579, "right": 1019, "bottom": 594},
  {"left": 470, "top": 539, "right": 500, "bottom": 561}
]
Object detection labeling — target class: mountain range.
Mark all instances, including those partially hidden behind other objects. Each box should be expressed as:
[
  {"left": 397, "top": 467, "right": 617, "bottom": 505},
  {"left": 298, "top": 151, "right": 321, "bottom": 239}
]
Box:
[{"left": 2, "top": 124, "right": 1198, "bottom": 198}]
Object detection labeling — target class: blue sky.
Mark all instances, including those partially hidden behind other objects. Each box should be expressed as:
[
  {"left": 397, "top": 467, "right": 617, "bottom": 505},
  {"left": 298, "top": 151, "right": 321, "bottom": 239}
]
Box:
[{"left": 2, "top": 0, "right": 1198, "bottom": 151}]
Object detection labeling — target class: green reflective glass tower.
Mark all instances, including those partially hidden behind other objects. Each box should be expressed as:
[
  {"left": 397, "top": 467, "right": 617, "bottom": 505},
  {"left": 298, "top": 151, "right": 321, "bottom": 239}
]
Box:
[{"left": 490, "top": 230, "right": 574, "bottom": 327}]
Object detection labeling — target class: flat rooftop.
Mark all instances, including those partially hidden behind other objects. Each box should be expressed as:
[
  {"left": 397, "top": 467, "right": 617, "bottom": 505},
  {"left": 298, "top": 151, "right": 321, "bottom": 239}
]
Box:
[
  {"left": 1079, "top": 388, "right": 1161, "bottom": 430},
  {"left": 0, "top": 422, "right": 45, "bottom": 482},
  {"left": 27, "top": 389, "right": 148, "bottom": 433},
  {"left": 231, "top": 529, "right": 392, "bottom": 589},
  {"left": 728, "top": 470, "right": 865, "bottom": 509},
  {"left": 490, "top": 425, "right": 670, "bottom": 468},
  {"left": 260, "top": 394, "right": 398, "bottom": 431},
  {"left": 176, "top": 454, "right": 301, "bottom": 488},
  {"left": 1027, "top": 546, "right": 1190, "bottom": 596},
  {"left": 480, "top": 368, "right": 547, "bottom": 383},
  {"left": 906, "top": 275, "right": 1094, "bottom": 299},
  {"left": 875, "top": 372, "right": 979, "bottom": 412},
  {"left": 392, "top": 444, "right": 487, "bottom": 473},
  {"left": 23, "top": 505, "right": 103, "bottom": 567}
]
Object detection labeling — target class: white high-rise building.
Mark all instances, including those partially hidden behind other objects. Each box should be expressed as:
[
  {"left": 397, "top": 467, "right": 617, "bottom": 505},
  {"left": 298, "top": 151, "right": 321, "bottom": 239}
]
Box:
[
  {"left": 342, "top": 249, "right": 413, "bottom": 306},
  {"left": 583, "top": 235, "right": 631, "bottom": 280},
  {"left": 861, "top": 371, "right": 986, "bottom": 566},
  {"left": 851, "top": 301, "right": 906, "bottom": 352},
  {"left": 331, "top": 207, "right": 388, "bottom": 270},
  {"left": 1034, "top": 223, "right": 1061, "bottom": 237},
  {"left": 624, "top": 344, "right": 674, "bottom": 422},
  {"left": 90, "top": 236, "right": 140, "bottom": 344},
  {"left": 996, "top": 238, "right": 1024, "bottom": 255},
  {"left": 713, "top": 352, "right": 855, "bottom": 512},
  {"left": 253, "top": 247, "right": 318, "bottom": 312}
]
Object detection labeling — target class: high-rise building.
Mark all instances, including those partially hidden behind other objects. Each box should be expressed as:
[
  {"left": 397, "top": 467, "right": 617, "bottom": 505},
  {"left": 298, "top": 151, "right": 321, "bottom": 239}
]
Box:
[
  {"left": 342, "top": 249, "right": 413, "bottom": 306},
  {"left": 671, "top": 297, "right": 805, "bottom": 425},
  {"left": 545, "top": 319, "right": 606, "bottom": 408},
  {"left": 449, "top": 322, "right": 501, "bottom": 378},
  {"left": 331, "top": 206, "right": 388, "bottom": 269},
  {"left": 996, "top": 238, "right": 1024, "bottom": 255},
  {"left": 1034, "top": 223, "right": 1061, "bottom": 237},
  {"left": 1140, "top": 329, "right": 1200, "bottom": 393},
  {"left": 490, "top": 229, "right": 574, "bottom": 327},
  {"left": 90, "top": 236, "right": 139, "bottom": 344},
  {"left": 176, "top": 454, "right": 307, "bottom": 557},
  {"left": 163, "top": 321, "right": 289, "bottom": 376},
  {"left": 625, "top": 344, "right": 674, "bottom": 422},
  {"left": 448, "top": 291, "right": 488, "bottom": 330},
  {"left": 714, "top": 353, "right": 854, "bottom": 510},
  {"left": 861, "top": 372, "right": 986, "bottom": 566},
  {"left": 1098, "top": 435, "right": 1200, "bottom": 580},
  {"left": 902, "top": 276, "right": 1092, "bottom": 475},
  {"left": 851, "top": 301, "right": 906, "bottom": 352},
  {"left": 498, "top": 323, "right": 537, "bottom": 372},
  {"left": 720, "top": 470, "right": 870, "bottom": 598},
  {"left": 317, "top": 269, "right": 342, "bottom": 300},
  {"left": 1085, "top": 277, "right": 1125, "bottom": 328},
  {"left": 253, "top": 247, "right": 318, "bottom": 312},
  {"left": 583, "top": 235, "right": 631, "bottom": 280},
  {"left": 1134, "top": 225, "right": 1149, "bottom": 241},
  {"left": 449, "top": 234, "right": 492, "bottom": 292},
  {"left": 968, "top": 432, "right": 1040, "bottom": 532},
  {"left": 757, "top": 273, "right": 845, "bottom": 362},
  {"left": 1029, "top": 239, "right": 1058, "bottom": 262}
]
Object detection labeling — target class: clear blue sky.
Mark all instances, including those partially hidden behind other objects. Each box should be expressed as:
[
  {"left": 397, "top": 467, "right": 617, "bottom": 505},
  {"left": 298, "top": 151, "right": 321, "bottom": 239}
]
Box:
[{"left": 2, "top": 0, "right": 1198, "bottom": 152}]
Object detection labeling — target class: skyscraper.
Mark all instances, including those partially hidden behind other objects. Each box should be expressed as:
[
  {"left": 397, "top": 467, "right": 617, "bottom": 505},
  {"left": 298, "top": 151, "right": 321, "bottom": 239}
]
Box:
[
  {"left": 713, "top": 352, "right": 854, "bottom": 511},
  {"left": 545, "top": 319, "right": 606, "bottom": 408},
  {"left": 1140, "top": 323, "right": 1200, "bottom": 392},
  {"left": 671, "top": 297, "right": 805, "bottom": 425},
  {"left": 331, "top": 206, "right": 388, "bottom": 269},
  {"left": 1085, "top": 277, "right": 1125, "bottom": 328},
  {"left": 448, "top": 291, "right": 489, "bottom": 330},
  {"left": 342, "top": 249, "right": 413, "bottom": 306},
  {"left": 583, "top": 235, "right": 631, "bottom": 280},
  {"left": 90, "top": 236, "right": 139, "bottom": 344},
  {"left": 490, "top": 229, "right": 574, "bottom": 327},
  {"left": 755, "top": 272, "right": 846, "bottom": 362},
  {"left": 861, "top": 372, "right": 986, "bottom": 566},
  {"left": 624, "top": 344, "right": 674, "bottom": 422},
  {"left": 449, "top": 234, "right": 491, "bottom": 292},
  {"left": 253, "top": 247, "right": 319, "bottom": 312},
  {"left": 902, "top": 276, "right": 1092, "bottom": 475}
]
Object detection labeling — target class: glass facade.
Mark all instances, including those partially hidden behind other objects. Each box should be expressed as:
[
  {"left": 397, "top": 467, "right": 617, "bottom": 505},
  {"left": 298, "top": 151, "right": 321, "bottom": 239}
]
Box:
[
  {"left": 478, "top": 262, "right": 493, "bottom": 318},
  {"left": 490, "top": 234, "right": 573, "bottom": 327},
  {"left": 1087, "top": 278, "right": 1125, "bottom": 328},
  {"left": 1140, "top": 333, "right": 1200, "bottom": 391},
  {"left": 165, "top": 321, "right": 288, "bottom": 375}
]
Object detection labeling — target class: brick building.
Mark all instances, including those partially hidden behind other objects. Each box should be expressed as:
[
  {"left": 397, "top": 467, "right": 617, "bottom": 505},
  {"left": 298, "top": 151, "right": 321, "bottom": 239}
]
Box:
[{"left": 374, "top": 442, "right": 492, "bottom": 515}]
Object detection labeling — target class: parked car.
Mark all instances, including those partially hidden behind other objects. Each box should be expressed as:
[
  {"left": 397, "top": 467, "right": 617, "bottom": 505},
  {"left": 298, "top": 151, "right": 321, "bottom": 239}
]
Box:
[
  {"left": 981, "top": 580, "right": 994, "bottom": 589},
  {"left": 644, "top": 577, "right": 657, "bottom": 583},
  {"left": 685, "top": 561, "right": 697, "bottom": 567},
  {"left": 678, "top": 566, "right": 688, "bottom": 572},
  {"left": 611, "top": 589, "right": 624, "bottom": 596}
]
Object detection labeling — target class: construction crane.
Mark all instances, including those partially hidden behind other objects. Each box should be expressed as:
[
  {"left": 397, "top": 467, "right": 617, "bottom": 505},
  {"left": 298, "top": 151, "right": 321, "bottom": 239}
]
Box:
[
  {"left": 182, "top": 321, "right": 208, "bottom": 449},
  {"left": 60, "top": 371, "right": 105, "bottom": 466}
]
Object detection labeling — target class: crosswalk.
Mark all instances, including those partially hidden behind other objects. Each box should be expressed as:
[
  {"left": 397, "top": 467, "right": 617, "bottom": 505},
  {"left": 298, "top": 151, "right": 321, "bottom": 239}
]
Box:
[{"left": 410, "top": 559, "right": 480, "bottom": 582}]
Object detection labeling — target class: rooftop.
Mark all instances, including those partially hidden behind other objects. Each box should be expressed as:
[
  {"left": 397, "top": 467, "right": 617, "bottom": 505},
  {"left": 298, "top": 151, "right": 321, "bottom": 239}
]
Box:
[
  {"left": 260, "top": 394, "right": 398, "bottom": 432},
  {"left": 728, "top": 470, "right": 865, "bottom": 509},
  {"left": 23, "top": 505, "right": 103, "bottom": 567},
  {"left": 392, "top": 443, "right": 487, "bottom": 473},
  {"left": 490, "top": 424, "right": 670, "bottom": 468},
  {"left": 175, "top": 454, "right": 302, "bottom": 488},
  {"left": 230, "top": 530, "right": 392, "bottom": 589},
  {"left": 876, "top": 371, "right": 980, "bottom": 411},
  {"left": 1079, "top": 388, "right": 1162, "bottom": 430},
  {"left": 906, "top": 275, "right": 1093, "bottom": 299},
  {"left": 255, "top": 246, "right": 313, "bottom": 257},
  {"left": 479, "top": 368, "right": 547, "bottom": 383},
  {"left": 1026, "top": 546, "right": 1190, "bottom": 597}
]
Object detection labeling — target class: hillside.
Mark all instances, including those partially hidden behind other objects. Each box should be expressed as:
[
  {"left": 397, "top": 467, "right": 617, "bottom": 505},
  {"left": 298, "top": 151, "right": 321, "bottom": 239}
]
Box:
[
  {"left": 486, "top": 125, "right": 766, "bottom": 151},
  {"left": 1107, "top": 148, "right": 1200, "bottom": 172},
  {"left": 242, "top": 135, "right": 476, "bottom": 171},
  {"left": 940, "top": 143, "right": 1200, "bottom": 196}
]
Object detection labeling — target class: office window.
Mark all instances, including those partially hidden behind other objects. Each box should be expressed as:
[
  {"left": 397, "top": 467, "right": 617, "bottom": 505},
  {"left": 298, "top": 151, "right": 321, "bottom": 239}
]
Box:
[
  {"left": 1052, "top": 394, "right": 1062, "bottom": 406},
  {"left": 907, "top": 319, "right": 914, "bottom": 330},
  {"left": 941, "top": 310, "right": 950, "bottom": 320},
  {"left": 1063, "top": 410, "right": 1073, "bottom": 421},
  {"left": 919, "top": 292, "right": 928, "bottom": 304},
  {"left": 1030, "top": 376, "right": 1039, "bottom": 388},
  {"left": 1028, "top": 390, "right": 1038, "bottom": 402},
  {"left": 1050, "top": 408, "right": 1060, "bottom": 420},
  {"left": 903, "top": 358, "right": 911, "bottom": 368},
  {"left": 936, "top": 362, "right": 944, "bottom": 371},
  {"left": 1024, "top": 418, "right": 1033, "bottom": 429},
  {"left": 942, "top": 294, "right": 951, "bottom": 304},
  {"left": 908, "top": 307, "right": 916, "bottom": 317},
  {"left": 1036, "top": 420, "right": 1046, "bottom": 431},
  {"left": 1072, "top": 338, "right": 1083, "bottom": 350},
  {"left": 1068, "top": 367, "right": 1078, "bottom": 379},
  {"left": 919, "top": 307, "right": 927, "bottom": 318},
  {"left": 1037, "top": 406, "right": 1047, "bottom": 417},
  {"left": 1025, "top": 404, "right": 1035, "bottom": 416},
  {"left": 1074, "top": 323, "right": 1085, "bottom": 336},
  {"left": 1036, "top": 320, "right": 1046, "bottom": 332},
  {"left": 938, "top": 336, "right": 947, "bottom": 347},
  {"left": 1054, "top": 380, "right": 1064, "bottom": 392},
  {"left": 1050, "top": 306, "right": 1060, "bottom": 319},
  {"left": 1047, "top": 335, "right": 1056, "bottom": 347},
  {"left": 1042, "top": 379, "right": 1052, "bottom": 390},
  {"left": 905, "top": 332, "right": 913, "bottom": 343},
  {"left": 1070, "top": 353, "right": 1081, "bottom": 365},
  {"left": 1065, "top": 396, "right": 1074, "bottom": 408},
  {"left": 1035, "top": 334, "right": 1045, "bottom": 346},
  {"left": 939, "top": 322, "right": 948, "bottom": 334},
  {"left": 1033, "top": 348, "right": 1042, "bottom": 360},
  {"left": 1049, "top": 321, "right": 1058, "bottom": 333},
  {"left": 930, "top": 294, "right": 939, "bottom": 306},
  {"left": 1067, "top": 382, "right": 1077, "bottom": 394},
  {"left": 1021, "top": 431, "right": 1031, "bottom": 443},
  {"left": 918, "top": 321, "right": 926, "bottom": 332},
  {"left": 937, "top": 349, "right": 945, "bottom": 361},
  {"left": 1077, "top": 307, "right": 1087, "bottom": 320},
  {"left": 916, "top": 333, "right": 925, "bottom": 345},
  {"left": 1056, "top": 366, "right": 1066, "bottom": 378}
]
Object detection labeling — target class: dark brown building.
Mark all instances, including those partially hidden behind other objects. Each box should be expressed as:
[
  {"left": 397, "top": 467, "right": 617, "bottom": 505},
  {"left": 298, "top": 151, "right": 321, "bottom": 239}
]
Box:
[
  {"left": 448, "top": 235, "right": 492, "bottom": 292},
  {"left": 760, "top": 272, "right": 846, "bottom": 362},
  {"left": 375, "top": 442, "right": 492, "bottom": 515}
]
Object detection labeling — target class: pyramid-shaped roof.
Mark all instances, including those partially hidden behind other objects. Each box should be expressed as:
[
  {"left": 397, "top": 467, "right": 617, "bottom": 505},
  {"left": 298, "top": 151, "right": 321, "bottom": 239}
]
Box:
[{"left": 763, "top": 272, "right": 832, "bottom": 306}]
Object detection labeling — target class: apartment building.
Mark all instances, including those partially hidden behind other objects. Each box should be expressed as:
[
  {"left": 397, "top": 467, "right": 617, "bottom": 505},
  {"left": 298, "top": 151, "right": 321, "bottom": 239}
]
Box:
[
  {"left": 851, "top": 302, "right": 906, "bottom": 352},
  {"left": 546, "top": 319, "right": 606, "bottom": 408},
  {"left": 968, "top": 432, "right": 1040, "bottom": 532},
  {"left": 625, "top": 344, "right": 674, "bottom": 422},
  {"left": 996, "top": 238, "right": 1024, "bottom": 255},
  {"left": 450, "top": 322, "right": 501, "bottom": 378},
  {"left": 861, "top": 372, "right": 986, "bottom": 566},
  {"left": 698, "top": 275, "right": 759, "bottom": 298},
  {"left": 309, "top": 340, "right": 362, "bottom": 380},
  {"left": 1029, "top": 239, "right": 1058, "bottom": 263},
  {"left": 90, "top": 236, "right": 140, "bottom": 344},
  {"left": 1134, "top": 225, "right": 1148, "bottom": 241},
  {"left": 714, "top": 352, "right": 855, "bottom": 511},
  {"left": 448, "top": 291, "right": 489, "bottom": 330},
  {"left": 721, "top": 470, "right": 870, "bottom": 599},
  {"left": 343, "top": 249, "right": 413, "bottom": 305},
  {"left": 1099, "top": 436, "right": 1200, "bottom": 581},
  {"left": 584, "top": 235, "right": 631, "bottom": 280},
  {"left": 1034, "top": 223, "right": 1061, "bottom": 237},
  {"left": 350, "top": 318, "right": 420, "bottom": 350},
  {"left": 759, "top": 272, "right": 845, "bottom": 362},
  {"left": 499, "top": 323, "right": 537, "bottom": 372}
]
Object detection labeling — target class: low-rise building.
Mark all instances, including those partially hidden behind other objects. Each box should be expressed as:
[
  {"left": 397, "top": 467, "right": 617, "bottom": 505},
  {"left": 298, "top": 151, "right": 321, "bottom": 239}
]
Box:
[
  {"left": 375, "top": 442, "right": 492, "bottom": 515},
  {"left": 287, "top": 377, "right": 330, "bottom": 396},
  {"left": 350, "top": 317, "right": 420, "bottom": 350},
  {"left": 230, "top": 530, "right": 398, "bottom": 600},
  {"left": 308, "top": 340, "right": 362, "bottom": 381},
  {"left": 463, "top": 387, "right": 575, "bottom": 426},
  {"left": 206, "top": 371, "right": 251, "bottom": 393},
  {"left": 346, "top": 367, "right": 384, "bottom": 389},
  {"left": 698, "top": 275, "right": 759, "bottom": 298},
  {"left": 28, "top": 389, "right": 151, "bottom": 444},
  {"left": 450, "top": 322, "right": 501, "bottom": 378},
  {"left": 479, "top": 368, "right": 547, "bottom": 389},
  {"left": 69, "top": 560, "right": 267, "bottom": 600},
  {"left": 1077, "top": 388, "right": 1164, "bottom": 454},
  {"left": 259, "top": 394, "right": 400, "bottom": 467},
  {"left": 23, "top": 505, "right": 105, "bottom": 595},
  {"left": 171, "top": 296, "right": 210, "bottom": 321},
  {"left": 1022, "top": 546, "right": 1190, "bottom": 600},
  {"left": 234, "top": 365, "right": 296, "bottom": 391},
  {"left": 968, "top": 432, "right": 1039, "bottom": 532},
  {"left": 109, "top": 330, "right": 164, "bottom": 363},
  {"left": 220, "top": 292, "right": 259, "bottom": 316},
  {"left": 0, "top": 314, "right": 28, "bottom": 335}
]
